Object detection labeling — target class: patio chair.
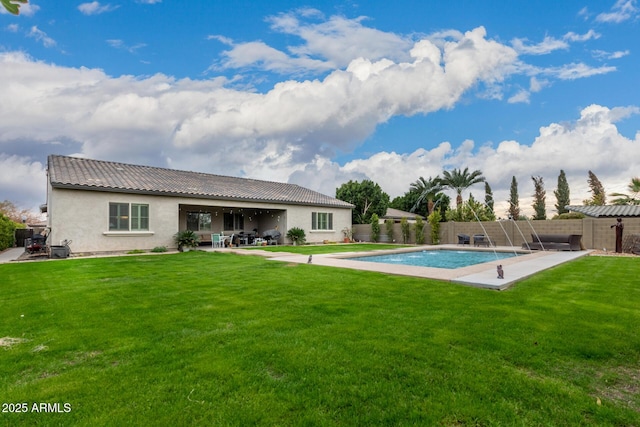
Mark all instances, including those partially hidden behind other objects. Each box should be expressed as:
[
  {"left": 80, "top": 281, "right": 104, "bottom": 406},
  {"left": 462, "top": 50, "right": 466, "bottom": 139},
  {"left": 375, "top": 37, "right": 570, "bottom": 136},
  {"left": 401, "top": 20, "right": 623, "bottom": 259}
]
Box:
[
  {"left": 473, "top": 234, "right": 490, "bottom": 247},
  {"left": 457, "top": 234, "right": 470, "bottom": 245},
  {"left": 211, "top": 233, "right": 223, "bottom": 248}
]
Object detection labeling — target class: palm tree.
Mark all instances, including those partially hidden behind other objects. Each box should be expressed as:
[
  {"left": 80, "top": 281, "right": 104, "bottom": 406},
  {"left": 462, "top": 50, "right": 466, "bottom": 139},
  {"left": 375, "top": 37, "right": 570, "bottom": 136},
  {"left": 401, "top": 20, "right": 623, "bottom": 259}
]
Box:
[
  {"left": 610, "top": 177, "right": 640, "bottom": 205},
  {"left": 441, "top": 167, "right": 485, "bottom": 207},
  {"left": 409, "top": 176, "right": 443, "bottom": 215}
]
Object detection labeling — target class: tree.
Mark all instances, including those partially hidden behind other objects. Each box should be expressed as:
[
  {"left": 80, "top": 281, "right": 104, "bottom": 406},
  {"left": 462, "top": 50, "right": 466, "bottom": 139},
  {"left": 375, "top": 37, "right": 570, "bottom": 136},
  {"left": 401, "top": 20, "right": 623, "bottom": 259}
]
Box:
[
  {"left": 414, "top": 216, "right": 425, "bottom": 245},
  {"left": 400, "top": 217, "right": 410, "bottom": 243},
  {"left": 384, "top": 218, "right": 394, "bottom": 241},
  {"left": 531, "top": 176, "right": 546, "bottom": 220},
  {"left": 427, "top": 210, "right": 441, "bottom": 244},
  {"left": 583, "top": 170, "right": 606, "bottom": 206},
  {"left": 485, "top": 182, "right": 494, "bottom": 216},
  {"left": 370, "top": 214, "right": 380, "bottom": 242},
  {"left": 446, "top": 194, "right": 494, "bottom": 222},
  {"left": 610, "top": 177, "right": 640, "bottom": 205},
  {"left": 1, "top": 0, "right": 28, "bottom": 15},
  {"left": 391, "top": 189, "right": 449, "bottom": 220},
  {"left": 336, "top": 180, "right": 389, "bottom": 224},
  {"left": 441, "top": 167, "right": 485, "bottom": 207},
  {"left": 554, "top": 170, "right": 570, "bottom": 214},
  {"left": 508, "top": 176, "right": 520, "bottom": 219},
  {"left": 409, "top": 176, "right": 443, "bottom": 215},
  {"left": 0, "top": 200, "right": 42, "bottom": 224},
  {"left": 0, "top": 212, "right": 18, "bottom": 251}
]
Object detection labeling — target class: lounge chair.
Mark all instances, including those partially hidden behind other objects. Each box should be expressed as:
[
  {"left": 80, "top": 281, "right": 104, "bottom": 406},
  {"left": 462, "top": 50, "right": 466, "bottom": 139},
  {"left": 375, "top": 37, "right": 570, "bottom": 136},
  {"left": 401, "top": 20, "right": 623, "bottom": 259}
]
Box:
[
  {"left": 473, "top": 234, "right": 491, "bottom": 247},
  {"left": 457, "top": 234, "right": 470, "bottom": 245}
]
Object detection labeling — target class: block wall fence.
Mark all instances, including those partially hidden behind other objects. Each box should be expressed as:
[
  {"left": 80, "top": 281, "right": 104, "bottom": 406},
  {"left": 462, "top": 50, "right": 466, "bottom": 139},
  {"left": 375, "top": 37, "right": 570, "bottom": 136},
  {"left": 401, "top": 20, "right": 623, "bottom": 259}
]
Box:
[{"left": 353, "top": 218, "right": 640, "bottom": 251}]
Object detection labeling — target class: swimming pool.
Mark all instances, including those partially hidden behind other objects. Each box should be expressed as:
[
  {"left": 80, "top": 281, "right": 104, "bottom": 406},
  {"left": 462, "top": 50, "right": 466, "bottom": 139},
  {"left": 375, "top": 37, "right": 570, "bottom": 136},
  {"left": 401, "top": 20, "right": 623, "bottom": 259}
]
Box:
[{"left": 350, "top": 250, "right": 517, "bottom": 269}]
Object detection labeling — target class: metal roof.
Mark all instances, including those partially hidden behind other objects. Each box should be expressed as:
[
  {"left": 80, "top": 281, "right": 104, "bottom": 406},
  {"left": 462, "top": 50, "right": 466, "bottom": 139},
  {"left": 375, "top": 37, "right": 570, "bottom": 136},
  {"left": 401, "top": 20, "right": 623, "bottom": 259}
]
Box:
[
  {"left": 566, "top": 205, "right": 640, "bottom": 218},
  {"left": 48, "top": 155, "right": 353, "bottom": 209}
]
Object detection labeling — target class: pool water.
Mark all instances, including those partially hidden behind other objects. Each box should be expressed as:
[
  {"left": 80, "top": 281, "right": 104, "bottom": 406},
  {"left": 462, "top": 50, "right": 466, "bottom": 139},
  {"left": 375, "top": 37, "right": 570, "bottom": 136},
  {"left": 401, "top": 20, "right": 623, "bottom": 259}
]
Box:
[{"left": 350, "top": 250, "right": 517, "bottom": 269}]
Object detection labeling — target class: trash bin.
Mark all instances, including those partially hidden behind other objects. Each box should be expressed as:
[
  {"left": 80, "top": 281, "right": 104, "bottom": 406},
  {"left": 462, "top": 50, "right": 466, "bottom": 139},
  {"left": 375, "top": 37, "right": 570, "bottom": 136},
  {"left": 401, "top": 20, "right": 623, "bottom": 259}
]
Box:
[{"left": 50, "top": 245, "right": 69, "bottom": 259}]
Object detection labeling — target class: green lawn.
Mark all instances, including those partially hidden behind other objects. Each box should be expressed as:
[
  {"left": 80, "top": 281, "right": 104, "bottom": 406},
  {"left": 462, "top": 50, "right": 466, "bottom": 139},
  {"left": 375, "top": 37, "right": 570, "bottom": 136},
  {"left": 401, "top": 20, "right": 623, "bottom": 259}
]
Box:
[{"left": 1, "top": 252, "right": 639, "bottom": 426}]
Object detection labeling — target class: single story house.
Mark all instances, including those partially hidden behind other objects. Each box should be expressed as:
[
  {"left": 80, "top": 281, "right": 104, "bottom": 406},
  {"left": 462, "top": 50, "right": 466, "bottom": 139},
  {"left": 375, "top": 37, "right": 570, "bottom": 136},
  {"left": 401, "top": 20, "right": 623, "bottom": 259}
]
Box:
[
  {"left": 380, "top": 207, "right": 424, "bottom": 223},
  {"left": 45, "top": 155, "right": 353, "bottom": 253}
]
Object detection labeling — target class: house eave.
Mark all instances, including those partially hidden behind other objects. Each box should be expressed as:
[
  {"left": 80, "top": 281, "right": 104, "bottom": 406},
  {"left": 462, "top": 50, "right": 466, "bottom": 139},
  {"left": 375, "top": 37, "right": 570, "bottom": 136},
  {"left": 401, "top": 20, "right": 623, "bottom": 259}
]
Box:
[{"left": 50, "top": 183, "right": 354, "bottom": 210}]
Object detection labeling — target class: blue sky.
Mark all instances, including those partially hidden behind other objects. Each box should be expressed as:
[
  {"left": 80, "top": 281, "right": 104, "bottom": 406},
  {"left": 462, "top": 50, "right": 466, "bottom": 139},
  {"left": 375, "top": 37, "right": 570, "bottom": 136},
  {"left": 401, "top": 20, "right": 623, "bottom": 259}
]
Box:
[{"left": 1, "top": 0, "right": 639, "bottom": 216}]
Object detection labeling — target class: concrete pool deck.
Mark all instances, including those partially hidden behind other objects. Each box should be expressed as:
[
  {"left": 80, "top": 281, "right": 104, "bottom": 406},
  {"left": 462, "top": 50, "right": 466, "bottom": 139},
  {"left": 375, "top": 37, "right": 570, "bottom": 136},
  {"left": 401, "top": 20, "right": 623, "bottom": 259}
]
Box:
[{"left": 223, "top": 245, "right": 592, "bottom": 290}]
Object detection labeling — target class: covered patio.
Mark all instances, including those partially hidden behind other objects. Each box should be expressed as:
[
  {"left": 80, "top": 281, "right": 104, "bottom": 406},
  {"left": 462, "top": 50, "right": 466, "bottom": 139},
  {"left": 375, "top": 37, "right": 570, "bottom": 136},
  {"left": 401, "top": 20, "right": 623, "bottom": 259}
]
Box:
[{"left": 179, "top": 204, "right": 286, "bottom": 246}]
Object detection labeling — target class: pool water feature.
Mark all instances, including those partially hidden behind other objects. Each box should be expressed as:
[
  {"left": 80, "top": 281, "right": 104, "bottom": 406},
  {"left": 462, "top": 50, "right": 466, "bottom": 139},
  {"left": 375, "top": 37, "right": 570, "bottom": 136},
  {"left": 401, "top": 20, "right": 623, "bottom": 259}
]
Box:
[{"left": 350, "top": 249, "right": 517, "bottom": 269}]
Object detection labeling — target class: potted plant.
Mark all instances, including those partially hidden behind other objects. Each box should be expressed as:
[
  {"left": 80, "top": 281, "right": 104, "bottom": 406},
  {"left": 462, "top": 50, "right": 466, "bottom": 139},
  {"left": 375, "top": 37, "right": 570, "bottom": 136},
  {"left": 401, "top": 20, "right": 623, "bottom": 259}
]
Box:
[
  {"left": 342, "top": 227, "right": 353, "bottom": 243},
  {"left": 174, "top": 230, "right": 199, "bottom": 252},
  {"left": 286, "top": 227, "right": 306, "bottom": 246}
]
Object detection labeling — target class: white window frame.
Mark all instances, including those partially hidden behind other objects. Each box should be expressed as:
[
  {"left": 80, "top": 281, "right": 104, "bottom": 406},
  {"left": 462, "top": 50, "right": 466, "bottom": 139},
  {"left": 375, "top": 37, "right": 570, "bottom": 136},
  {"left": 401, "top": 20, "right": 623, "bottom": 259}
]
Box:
[
  {"left": 108, "top": 202, "right": 150, "bottom": 232},
  {"left": 311, "top": 212, "right": 333, "bottom": 231}
]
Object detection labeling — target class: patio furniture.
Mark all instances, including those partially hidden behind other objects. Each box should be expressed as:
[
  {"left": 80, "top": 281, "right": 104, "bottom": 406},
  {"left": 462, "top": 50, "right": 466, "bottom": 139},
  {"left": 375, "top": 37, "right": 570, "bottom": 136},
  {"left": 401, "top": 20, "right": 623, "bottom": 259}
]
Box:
[
  {"left": 457, "top": 234, "right": 470, "bottom": 245},
  {"left": 473, "top": 234, "right": 491, "bottom": 247},
  {"left": 263, "top": 229, "right": 281, "bottom": 245},
  {"left": 522, "top": 234, "right": 582, "bottom": 251},
  {"left": 211, "top": 233, "right": 223, "bottom": 248}
]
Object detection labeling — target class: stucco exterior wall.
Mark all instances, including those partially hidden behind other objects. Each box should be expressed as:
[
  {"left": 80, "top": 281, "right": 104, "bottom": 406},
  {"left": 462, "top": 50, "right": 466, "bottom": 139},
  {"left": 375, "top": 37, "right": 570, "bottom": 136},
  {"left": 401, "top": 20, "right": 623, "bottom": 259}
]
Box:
[
  {"left": 285, "top": 205, "right": 352, "bottom": 244},
  {"left": 47, "top": 187, "right": 352, "bottom": 252},
  {"left": 48, "top": 188, "right": 180, "bottom": 253}
]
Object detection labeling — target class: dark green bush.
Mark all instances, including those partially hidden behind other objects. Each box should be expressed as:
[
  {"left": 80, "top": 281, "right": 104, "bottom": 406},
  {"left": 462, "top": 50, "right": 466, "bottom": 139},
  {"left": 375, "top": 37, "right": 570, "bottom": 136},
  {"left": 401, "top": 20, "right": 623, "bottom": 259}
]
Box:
[
  {"left": 0, "top": 213, "right": 17, "bottom": 251},
  {"left": 553, "top": 212, "right": 586, "bottom": 220},
  {"left": 286, "top": 227, "right": 306, "bottom": 245}
]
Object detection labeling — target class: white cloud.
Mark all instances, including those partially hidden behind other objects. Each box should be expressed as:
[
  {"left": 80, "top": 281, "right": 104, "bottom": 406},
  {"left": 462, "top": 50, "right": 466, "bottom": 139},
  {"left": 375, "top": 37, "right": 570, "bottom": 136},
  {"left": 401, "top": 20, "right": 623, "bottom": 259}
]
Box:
[
  {"left": 596, "top": 0, "right": 639, "bottom": 23},
  {"left": 106, "top": 39, "right": 147, "bottom": 54},
  {"left": 511, "top": 30, "right": 599, "bottom": 55},
  {"left": 529, "top": 76, "right": 548, "bottom": 92},
  {"left": 563, "top": 29, "right": 600, "bottom": 42},
  {"left": 212, "top": 10, "right": 412, "bottom": 75},
  {"left": 511, "top": 36, "right": 569, "bottom": 55},
  {"left": 6, "top": 24, "right": 19, "bottom": 32},
  {"left": 542, "top": 63, "right": 616, "bottom": 80},
  {"left": 507, "top": 89, "right": 530, "bottom": 104},
  {"left": 592, "top": 49, "right": 630, "bottom": 60},
  {"left": 27, "top": 26, "right": 56, "bottom": 48},
  {"left": 578, "top": 7, "right": 591, "bottom": 20},
  {"left": 78, "top": 2, "right": 119, "bottom": 16},
  {"left": 214, "top": 41, "right": 334, "bottom": 75},
  {"left": 0, "top": 154, "right": 46, "bottom": 212},
  {"left": 296, "top": 105, "right": 640, "bottom": 217}
]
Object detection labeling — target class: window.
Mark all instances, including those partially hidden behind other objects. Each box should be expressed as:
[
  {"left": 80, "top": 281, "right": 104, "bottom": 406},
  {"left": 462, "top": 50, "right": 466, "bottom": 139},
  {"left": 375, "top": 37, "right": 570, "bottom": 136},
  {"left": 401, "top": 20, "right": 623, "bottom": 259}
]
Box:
[
  {"left": 109, "top": 203, "right": 149, "bottom": 231},
  {"left": 223, "top": 213, "right": 244, "bottom": 231},
  {"left": 131, "top": 204, "right": 149, "bottom": 231},
  {"left": 312, "top": 212, "right": 333, "bottom": 231},
  {"left": 187, "top": 212, "right": 212, "bottom": 232}
]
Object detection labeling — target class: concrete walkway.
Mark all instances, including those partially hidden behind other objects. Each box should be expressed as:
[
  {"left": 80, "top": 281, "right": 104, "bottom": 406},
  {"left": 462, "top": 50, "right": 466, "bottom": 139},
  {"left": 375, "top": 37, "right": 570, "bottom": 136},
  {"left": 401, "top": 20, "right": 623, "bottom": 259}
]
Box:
[
  {"left": 255, "top": 245, "right": 592, "bottom": 290},
  {"left": 0, "top": 247, "right": 26, "bottom": 264}
]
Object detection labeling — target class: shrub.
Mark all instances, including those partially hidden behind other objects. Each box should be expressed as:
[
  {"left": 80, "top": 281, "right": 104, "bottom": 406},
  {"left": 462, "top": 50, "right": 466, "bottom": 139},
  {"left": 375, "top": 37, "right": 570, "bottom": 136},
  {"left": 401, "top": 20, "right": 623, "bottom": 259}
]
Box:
[
  {"left": 286, "top": 227, "right": 306, "bottom": 245},
  {"left": 553, "top": 212, "right": 586, "bottom": 220},
  {"left": 173, "top": 230, "right": 199, "bottom": 251},
  {"left": 0, "top": 213, "right": 17, "bottom": 251},
  {"left": 414, "top": 216, "right": 425, "bottom": 245},
  {"left": 370, "top": 214, "right": 380, "bottom": 242},
  {"left": 151, "top": 246, "right": 168, "bottom": 253},
  {"left": 400, "top": 217, "right": 410, "bottom": 244},
  {"left": 127, "top": 249, "right": 146, "bottom": 254},
  {"left": 428, "top": 210, "right": 441, "bottom": 245},
  {"left": 384, "top": 219, "right": 394, "bottom": 241}
]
